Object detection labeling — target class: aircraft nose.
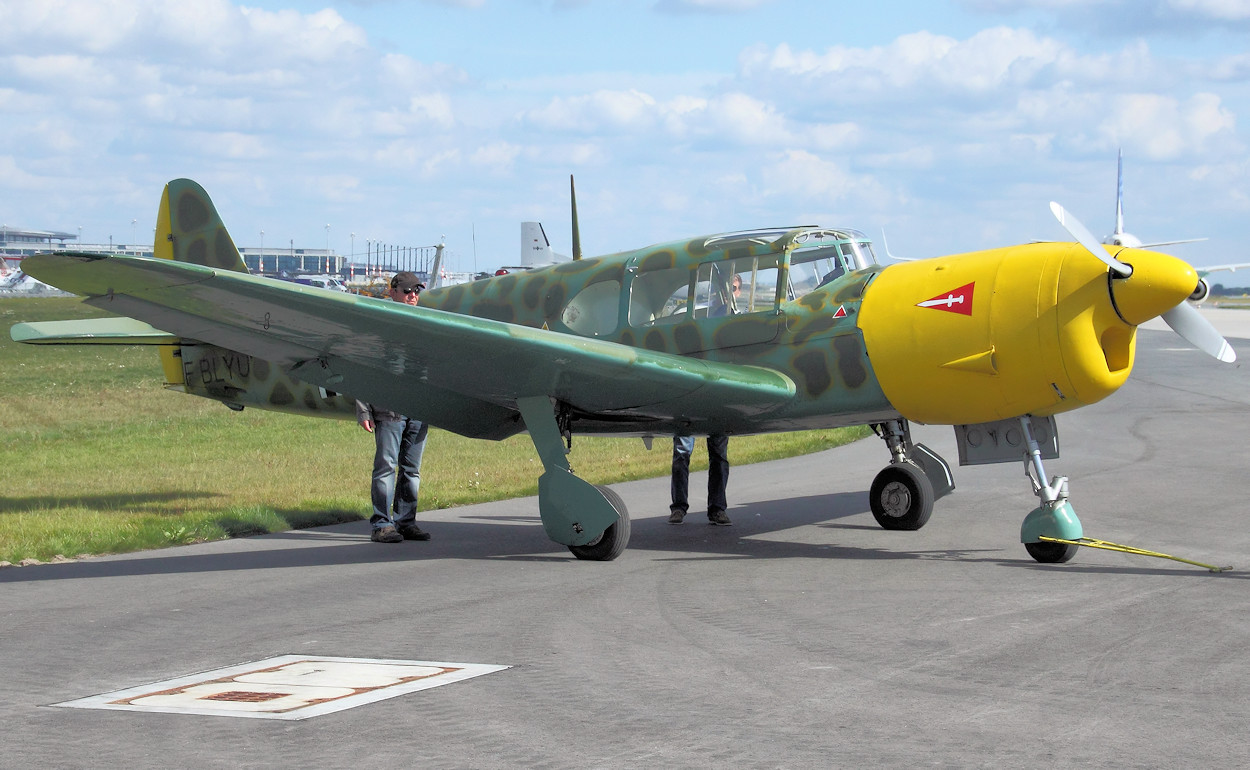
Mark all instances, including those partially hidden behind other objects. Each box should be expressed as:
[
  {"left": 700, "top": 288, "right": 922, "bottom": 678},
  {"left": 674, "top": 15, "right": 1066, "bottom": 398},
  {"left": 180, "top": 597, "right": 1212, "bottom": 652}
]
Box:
[{"left": 1108, "top": 248, "right": 1198, "bottom": 326}]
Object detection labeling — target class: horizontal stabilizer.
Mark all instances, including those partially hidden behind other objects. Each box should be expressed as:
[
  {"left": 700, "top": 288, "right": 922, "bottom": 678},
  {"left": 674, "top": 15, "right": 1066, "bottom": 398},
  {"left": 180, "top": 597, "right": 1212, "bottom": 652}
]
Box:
[{"left": 11, "top": 317, "right": 179, "bottom": 345}]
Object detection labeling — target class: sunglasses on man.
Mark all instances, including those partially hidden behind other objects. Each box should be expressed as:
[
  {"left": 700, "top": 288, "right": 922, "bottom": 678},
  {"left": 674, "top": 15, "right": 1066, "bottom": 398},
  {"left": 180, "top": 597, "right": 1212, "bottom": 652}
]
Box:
[{"left": 392, "top": 286, "right": 421, "bottom": 296}]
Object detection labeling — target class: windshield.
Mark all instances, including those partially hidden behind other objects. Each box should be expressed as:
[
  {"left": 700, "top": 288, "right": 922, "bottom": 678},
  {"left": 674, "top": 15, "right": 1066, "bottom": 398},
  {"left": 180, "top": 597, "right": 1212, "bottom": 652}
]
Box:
[{"left": 787, "top": 229, "right": 876, "bottom": 300}]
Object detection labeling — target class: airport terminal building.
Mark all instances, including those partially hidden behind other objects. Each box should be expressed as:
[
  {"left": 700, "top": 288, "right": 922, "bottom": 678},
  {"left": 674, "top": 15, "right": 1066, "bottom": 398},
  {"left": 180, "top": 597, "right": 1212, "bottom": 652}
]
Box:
[
  {"left": 0, "top": 226, "right": 345, "bottom": 276},
  {"left": 2, "top": 227, "right": 449, "bottom": 294}
]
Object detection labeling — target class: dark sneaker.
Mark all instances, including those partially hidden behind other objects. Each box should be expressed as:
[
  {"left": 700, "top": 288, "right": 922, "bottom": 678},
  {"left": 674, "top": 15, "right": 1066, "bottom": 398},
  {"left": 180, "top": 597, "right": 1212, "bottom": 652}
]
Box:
[
  {"left": 668, "top": 509, "right": 686, "bottom": 524},
  {"left": 708, "top": 511, "right": 732, "bottom": 526},
  {"left": 371, "top": 525, "right": 403, "bottom": 543},
  {"left": 396, "top": 523, "right": 431, "bottom": 541}
]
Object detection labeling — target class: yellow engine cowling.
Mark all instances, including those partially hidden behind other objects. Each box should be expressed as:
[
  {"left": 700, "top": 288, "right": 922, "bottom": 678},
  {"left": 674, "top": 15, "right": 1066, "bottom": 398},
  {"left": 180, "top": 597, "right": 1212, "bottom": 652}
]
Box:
[{"left": 858, "top": 242, "right": 1191, "bottom": 425}]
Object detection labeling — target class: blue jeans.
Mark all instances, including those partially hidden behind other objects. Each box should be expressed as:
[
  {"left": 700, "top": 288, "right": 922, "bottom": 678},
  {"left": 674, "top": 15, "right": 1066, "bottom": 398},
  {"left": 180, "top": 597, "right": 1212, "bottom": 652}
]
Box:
[
  {"left": 370, "top": 417, "right": 429, "bottom": 529},
  {"left": 671, "top": 435, "right": 729, "bottom": 515}
]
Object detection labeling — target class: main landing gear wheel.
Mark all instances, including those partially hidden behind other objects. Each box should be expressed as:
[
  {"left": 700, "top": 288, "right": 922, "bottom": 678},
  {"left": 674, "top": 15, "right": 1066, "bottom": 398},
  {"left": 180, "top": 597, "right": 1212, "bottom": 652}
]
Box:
[
  {"left": 870, "top": 462, "right": 935, "bottom": 531},
  {"left": 568, "top": 485, "right": 631, "bottom": 562},
  {"left": 1024, "top": 540, "right": 1079, "bottom": 564}
]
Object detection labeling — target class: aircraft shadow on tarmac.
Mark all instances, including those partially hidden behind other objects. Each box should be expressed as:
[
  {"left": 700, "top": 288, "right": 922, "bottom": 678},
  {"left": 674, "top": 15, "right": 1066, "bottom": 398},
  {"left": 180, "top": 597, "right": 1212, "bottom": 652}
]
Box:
[
  {"left": 4, "top": 486, "right": 1241, "bottom": 583},
  {"left": 0, "top": 490, "right": 221, "bottom": 512}
]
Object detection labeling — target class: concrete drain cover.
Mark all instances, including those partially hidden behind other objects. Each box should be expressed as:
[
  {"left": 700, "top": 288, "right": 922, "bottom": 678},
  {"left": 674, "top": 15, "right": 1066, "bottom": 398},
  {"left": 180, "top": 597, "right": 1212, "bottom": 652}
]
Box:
[{"left": 52, "top": 655, "right": 509, "bottom": 720}]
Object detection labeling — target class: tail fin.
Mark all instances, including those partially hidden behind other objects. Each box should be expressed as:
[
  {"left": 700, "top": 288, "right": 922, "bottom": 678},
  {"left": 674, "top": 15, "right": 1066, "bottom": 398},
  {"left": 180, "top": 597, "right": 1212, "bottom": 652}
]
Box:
[
  {"left": 153, "top": 179, "right": 248, "bottom": 387},
  {"left": 155, "top": 179, "right": 249, "bottom": 272},
  {"left": 428, "top": 242, "right": 445, "bottom": 289},
  {"left": 521, "top": 222, "right": 554, "bottom": 267}
]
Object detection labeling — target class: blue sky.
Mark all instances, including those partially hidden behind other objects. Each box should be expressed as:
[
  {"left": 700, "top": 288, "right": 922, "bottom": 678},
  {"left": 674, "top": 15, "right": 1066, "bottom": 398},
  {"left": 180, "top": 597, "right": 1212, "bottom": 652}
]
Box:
[{"left": 3, "top": 0, "right": 1250, "bottom": 284}]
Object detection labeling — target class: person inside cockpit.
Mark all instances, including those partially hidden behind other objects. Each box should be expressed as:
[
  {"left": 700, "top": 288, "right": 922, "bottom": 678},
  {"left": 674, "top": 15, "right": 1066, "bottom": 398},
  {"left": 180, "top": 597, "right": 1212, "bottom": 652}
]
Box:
[
  {"left": 816, "top": 263, "right": 844, "bottom": 289},
  {"left": 710, "top": 273, "right": 742, "bottom": 317}
]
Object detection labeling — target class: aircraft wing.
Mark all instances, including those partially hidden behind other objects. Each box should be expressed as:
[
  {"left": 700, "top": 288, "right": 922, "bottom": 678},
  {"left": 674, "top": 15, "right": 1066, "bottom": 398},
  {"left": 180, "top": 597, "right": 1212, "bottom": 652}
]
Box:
[
  {"left": 1138, "top": 238, "right": 1207, "bottom": 248},
  {"left": 23, "top": 252, "right": 797, "bottom": 440},
  {"left": 1197, "top": 262, "right": 1250, "bottom": 276}
]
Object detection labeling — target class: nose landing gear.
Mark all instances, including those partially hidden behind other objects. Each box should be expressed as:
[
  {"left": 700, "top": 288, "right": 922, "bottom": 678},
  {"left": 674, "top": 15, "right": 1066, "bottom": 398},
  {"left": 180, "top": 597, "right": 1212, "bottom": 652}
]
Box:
[{"left": 1016, "top": 415, "right": 1082, "bottom": 563}]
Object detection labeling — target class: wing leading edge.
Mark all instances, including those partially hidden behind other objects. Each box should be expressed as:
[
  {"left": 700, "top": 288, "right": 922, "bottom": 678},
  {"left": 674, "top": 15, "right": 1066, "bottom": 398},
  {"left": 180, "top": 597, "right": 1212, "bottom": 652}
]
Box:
[{"left": 24, "top": 252, "right": 797, "bottom": 439}]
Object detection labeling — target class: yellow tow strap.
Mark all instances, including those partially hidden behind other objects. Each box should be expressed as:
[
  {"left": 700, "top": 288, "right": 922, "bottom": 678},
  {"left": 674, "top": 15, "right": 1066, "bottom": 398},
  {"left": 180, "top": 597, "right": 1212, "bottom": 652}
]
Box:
[{"left": 1039, "top": 536, "right": 1233, "bottom": 573}]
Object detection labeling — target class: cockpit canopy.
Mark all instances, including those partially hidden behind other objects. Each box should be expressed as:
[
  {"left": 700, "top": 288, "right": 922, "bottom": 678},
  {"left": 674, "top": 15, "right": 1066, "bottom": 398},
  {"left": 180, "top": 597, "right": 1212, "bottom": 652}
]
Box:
[
  {"left": 784, "top": 228, "right": 878, "bottom": 300},
  {"left": 559, "top": 226, "right": 879, "bottom": 337},
  {"left": 701, "top": 226, "right": 877, "bottom": 300}
]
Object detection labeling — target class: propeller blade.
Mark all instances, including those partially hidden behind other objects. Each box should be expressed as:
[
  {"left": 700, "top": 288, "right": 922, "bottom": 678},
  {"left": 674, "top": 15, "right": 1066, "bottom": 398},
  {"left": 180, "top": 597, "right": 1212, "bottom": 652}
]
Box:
[
  {"left": 1049, "top": 201, "right": 1235, "bottom": 363},
  {"left": 1161, "top": 302, "right": 1237, "bottom": 363},
  {"left": 1049, "top": 201, "right": 1132, "bottom": 277}
]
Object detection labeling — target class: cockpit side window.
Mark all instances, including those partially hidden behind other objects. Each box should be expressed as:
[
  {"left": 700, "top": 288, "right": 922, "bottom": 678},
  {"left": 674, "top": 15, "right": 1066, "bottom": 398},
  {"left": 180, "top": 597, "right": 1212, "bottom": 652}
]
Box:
[
  {"left": 692, "top": 255, "right": 779, "bottom": 319},
  {"left": 629, "top": 266, "right": 690, "bottom": 326},
  {"left": 561, "top": 278, "right": 622, "bottom": 336},
  {"left": 788, "top": 245, "right": 844, "bottom": 298}
]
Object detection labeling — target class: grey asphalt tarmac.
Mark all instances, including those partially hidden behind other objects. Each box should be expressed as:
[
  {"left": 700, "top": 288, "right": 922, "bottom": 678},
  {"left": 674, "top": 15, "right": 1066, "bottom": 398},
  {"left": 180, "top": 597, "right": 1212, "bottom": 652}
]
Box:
[{"left": 4, "top": 310, "right": 1250, "bottom": 768}]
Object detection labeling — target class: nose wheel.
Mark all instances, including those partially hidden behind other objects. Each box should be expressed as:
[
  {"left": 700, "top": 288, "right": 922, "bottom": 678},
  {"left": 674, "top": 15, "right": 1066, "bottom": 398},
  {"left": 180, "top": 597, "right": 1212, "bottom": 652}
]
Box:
[{"left": 1024, "top": 538, "right": 1079, "bottom": 564}]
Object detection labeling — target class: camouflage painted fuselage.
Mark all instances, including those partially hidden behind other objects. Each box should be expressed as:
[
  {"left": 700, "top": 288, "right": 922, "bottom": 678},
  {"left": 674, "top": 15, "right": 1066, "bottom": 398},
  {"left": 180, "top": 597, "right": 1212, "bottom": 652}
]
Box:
[
  {"left": 176, "top": 342, "right": 359, "bottom": 419},
  {"left": 421, "top": 233, "right": 898, "bottom": 435}
]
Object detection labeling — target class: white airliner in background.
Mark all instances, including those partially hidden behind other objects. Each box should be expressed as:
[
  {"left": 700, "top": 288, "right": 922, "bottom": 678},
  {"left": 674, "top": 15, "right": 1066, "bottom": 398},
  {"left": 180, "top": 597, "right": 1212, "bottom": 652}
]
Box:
[{"left": 1103, "top": 150, "right": 1249, "bottom": 303}]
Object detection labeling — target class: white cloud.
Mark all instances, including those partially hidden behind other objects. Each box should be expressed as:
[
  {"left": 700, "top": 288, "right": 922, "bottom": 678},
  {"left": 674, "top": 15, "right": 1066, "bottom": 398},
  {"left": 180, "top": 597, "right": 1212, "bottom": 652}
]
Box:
[
  {"left": 960, "top": 0, "right": 1250, "bottom": 32},
  {"left": 470, "top": 142, "right": 522, "bottom": 171},
  {"left": 654, "top": 0, "right": 776, "bottom": 11},
  {"left": 406, "top": 94, "right": 458, "bottom": 130},
  {"left": 522, "top": 88, "right": 853, "bottom": 152},
  {"left": 759, "top": 150, "right": 890, "bottom": 207},
  {"left": 312, "top": 175, "right": 363, "bottom": 203},
  {"left": 740, "top": 27, "right": 1071, "bottom": 95},
  {"left": 531, "top": 142, "right": 607, "bottom": 167},
  {"left": 524, "top": 89, "right": 660, "bottom": 133},
  {"left": 0, "top": 0, "right": 368, "bottom": 65},
  {"left": 1100, "top": 92, "right": 1236, "bottom": 158},
  {"left": 380, "top": 53, "right": 470, "bottom": 90},
  {"left": 733, "top": 25, "right": 1244, "bottom": 165},
  {"left": 205, "top": 131, "right": 270, "bottom": 160},
  {"left": 702, "top": 93, "right": 790, "bottom": 145},
  {"left": 961, "top": 0, "right": 1109, "bottom": 8},
  {"left": 1168, "top": 0, "right": 1250, "bottom": 19}
]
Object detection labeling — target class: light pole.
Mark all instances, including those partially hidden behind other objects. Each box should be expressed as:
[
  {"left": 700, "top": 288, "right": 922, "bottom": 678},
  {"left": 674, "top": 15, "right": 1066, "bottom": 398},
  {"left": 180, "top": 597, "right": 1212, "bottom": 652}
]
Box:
[
  {"left": 260, "top": 230, "right": 265, "bottom": 274},
  {"left": 131, "top": 219, "right": 137, "bottom": 246},
  {"left": 325, "top": 224, "right": 331, "bottom": 273},
  {"left": 350, "top": 232, "right": 356, "bottom": 279}
]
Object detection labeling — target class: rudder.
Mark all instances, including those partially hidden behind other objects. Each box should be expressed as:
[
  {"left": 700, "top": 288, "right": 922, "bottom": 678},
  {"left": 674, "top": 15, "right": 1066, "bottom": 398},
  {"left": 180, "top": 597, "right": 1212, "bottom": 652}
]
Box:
[{"left": 154, "top": 179, "right": 249, "bottom": 273}]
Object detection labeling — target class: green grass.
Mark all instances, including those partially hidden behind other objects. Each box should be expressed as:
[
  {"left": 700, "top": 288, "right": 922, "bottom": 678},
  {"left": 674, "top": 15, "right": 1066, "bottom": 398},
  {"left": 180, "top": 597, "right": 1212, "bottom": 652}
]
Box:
[{"left": 0, "top": 297, "right": 869, "bottom": 564}]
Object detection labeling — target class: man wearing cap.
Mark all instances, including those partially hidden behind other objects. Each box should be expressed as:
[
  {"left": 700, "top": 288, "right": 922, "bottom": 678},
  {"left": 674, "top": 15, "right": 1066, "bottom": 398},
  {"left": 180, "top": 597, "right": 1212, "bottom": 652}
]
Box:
[{"left": 354, "top": 271, "right": 432, "bottom": 543}]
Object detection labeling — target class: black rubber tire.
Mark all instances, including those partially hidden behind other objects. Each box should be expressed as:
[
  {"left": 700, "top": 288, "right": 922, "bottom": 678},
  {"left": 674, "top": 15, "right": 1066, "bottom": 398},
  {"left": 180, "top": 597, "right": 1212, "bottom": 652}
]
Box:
[
  {"left": 869, "top": 462, "right": 935, "bottom": 531},
  {"left": 1024, "top": 540, "right": 1080, "bottom": 564},
  {"left": 569, "top": 485, "right": 631, "bottom": 561}
]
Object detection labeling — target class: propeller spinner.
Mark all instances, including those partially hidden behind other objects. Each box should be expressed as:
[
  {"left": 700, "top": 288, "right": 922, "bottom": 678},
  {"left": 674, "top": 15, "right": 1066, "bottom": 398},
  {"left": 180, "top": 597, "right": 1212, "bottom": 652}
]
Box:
[{"left": 1050, "top": 202, "right": 1236, "bottom": 363}]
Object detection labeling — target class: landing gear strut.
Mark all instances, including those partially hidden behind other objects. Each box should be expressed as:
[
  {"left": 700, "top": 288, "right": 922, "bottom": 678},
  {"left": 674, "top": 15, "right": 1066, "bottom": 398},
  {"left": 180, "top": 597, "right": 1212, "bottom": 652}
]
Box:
[
  {"left": 517, "top": 396, "right": 631, "bottom": 561},
  {"left": 1017, "top": 415, "right": 1082, "bottom": 564}
]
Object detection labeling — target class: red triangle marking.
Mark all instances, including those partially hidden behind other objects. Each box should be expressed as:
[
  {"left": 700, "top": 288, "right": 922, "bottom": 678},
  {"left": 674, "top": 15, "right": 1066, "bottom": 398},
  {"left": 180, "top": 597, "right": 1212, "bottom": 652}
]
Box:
[
  {"left": 833, "top": 304, "right": 847, "bottom": 318},
  {"left": 916, "top": 282, "right": 975, "bottom": 315}
]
